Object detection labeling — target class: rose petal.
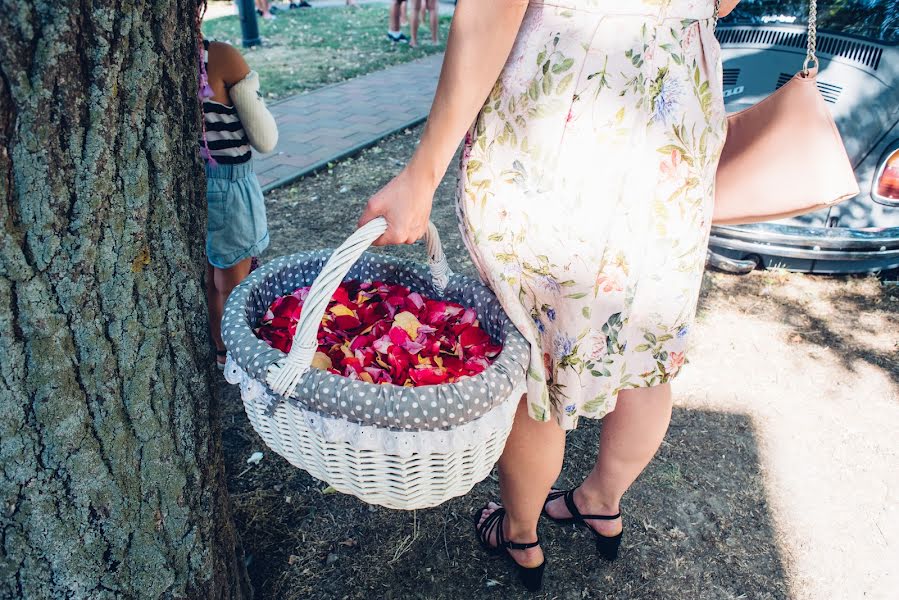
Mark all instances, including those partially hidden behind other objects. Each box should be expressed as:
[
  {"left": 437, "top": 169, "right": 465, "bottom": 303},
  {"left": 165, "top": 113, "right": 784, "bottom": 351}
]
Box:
[
  {"left": 409, "top": 366, "right": 449, "bottom": 385},
  {"left": 330, "top": 304, "right": 356, "bottom": 318},
  {"left": 460, "top": 326, "right": 491, "bottom": 348},
  {"left": 256, "top": 280, "right": 502, "bottom": 386},
  {"left": 407, "top": 292, "right": 425, "bottom": 311},
  {"left": 311, "top": 352, "right": 332, "bottom": 370},
  {"left": 373, "top": 334, "right": 392, "bottom": 354},
  {"left": 393, "top": 311, "right": 423, "bottom": 339}
]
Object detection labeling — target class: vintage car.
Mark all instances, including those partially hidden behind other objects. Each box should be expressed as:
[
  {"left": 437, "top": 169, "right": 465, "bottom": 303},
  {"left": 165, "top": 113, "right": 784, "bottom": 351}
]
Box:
[{"left": 709, "top": 0, "right": 899, "bottom": 274}]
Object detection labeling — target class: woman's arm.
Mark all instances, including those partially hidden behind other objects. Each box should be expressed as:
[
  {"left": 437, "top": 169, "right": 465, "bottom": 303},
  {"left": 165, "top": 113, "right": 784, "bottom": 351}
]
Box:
[{"left": 359, "top": 0, "right": 530, "bottom": 245}]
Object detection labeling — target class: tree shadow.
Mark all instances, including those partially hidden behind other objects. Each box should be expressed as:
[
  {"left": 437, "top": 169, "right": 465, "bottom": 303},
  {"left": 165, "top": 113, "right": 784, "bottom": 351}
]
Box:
[
  {"left": 220, "top": 387, "right": 789, "bottom": 599},
  {"left": 696, "top": 271, "right": 899, "bottom": 387}
]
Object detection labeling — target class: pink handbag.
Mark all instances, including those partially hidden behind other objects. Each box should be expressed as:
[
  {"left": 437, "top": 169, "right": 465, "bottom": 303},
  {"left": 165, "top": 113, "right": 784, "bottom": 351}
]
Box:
[{"left": 712, "top": 0, "right": 859, "bottom": 225}]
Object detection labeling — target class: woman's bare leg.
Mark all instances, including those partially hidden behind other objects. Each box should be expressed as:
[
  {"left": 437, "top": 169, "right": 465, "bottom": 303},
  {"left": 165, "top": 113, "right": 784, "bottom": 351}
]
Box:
[
  {"left": 544, "top": 383, "right": 673, "bottom": 536},
  {"left": 478, "top": 395, "right": 566, "bottom": 567}
]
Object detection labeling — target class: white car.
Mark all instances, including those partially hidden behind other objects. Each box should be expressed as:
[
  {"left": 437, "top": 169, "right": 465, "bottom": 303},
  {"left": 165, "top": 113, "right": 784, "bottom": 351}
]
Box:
[{"left": 708, "top": 0, "right": 899, "bottom": 274}]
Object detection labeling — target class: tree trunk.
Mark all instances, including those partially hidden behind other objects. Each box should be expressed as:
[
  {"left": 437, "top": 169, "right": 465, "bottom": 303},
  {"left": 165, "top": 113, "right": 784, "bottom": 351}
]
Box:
[{"left": 0, "top": 1, "right": 251, "bottom": 598}]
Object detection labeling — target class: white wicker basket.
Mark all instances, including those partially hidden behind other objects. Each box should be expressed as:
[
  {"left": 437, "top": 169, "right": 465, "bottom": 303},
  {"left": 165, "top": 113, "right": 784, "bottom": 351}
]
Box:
[{"left": 222, "top": 218, "right": 528, "bottom": 510}]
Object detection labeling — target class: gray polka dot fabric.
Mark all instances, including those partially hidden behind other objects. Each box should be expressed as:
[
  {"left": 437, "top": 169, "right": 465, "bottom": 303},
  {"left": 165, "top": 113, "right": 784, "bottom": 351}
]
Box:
[{"left": 222, "top": 251, "right": 529, "bottom": 432}]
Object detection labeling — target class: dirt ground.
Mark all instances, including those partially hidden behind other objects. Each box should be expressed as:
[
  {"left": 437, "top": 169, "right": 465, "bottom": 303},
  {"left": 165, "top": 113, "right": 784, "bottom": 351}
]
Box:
[{"left": 218, "top": 127, "right": 899, "bottom": 599}]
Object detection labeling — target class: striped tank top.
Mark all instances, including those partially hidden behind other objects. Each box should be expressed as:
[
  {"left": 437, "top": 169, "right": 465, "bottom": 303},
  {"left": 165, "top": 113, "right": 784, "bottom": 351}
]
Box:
[{"left": 201, "top": 40, "right": 252, "bottom": 164}]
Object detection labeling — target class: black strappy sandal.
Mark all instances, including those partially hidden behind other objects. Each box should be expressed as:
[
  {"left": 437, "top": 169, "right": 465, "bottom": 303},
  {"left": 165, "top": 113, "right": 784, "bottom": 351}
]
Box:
[
  {"left": 542, "top": 489, "right": 622, "bottom": 561},
  {"left": 474, "top": 505, "right": 545, "bottom": 592}
]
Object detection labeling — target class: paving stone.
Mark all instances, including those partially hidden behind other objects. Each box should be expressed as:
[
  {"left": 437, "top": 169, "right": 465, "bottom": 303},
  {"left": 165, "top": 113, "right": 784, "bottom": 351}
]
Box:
[{"left": 256, "top": 53, "right": 443, "bottom": 192}]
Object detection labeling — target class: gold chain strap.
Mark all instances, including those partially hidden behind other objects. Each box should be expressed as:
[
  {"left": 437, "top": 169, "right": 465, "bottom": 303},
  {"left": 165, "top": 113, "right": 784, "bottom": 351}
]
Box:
[{"left": 712, "top": 0, "right": 819, "bottom": 75}]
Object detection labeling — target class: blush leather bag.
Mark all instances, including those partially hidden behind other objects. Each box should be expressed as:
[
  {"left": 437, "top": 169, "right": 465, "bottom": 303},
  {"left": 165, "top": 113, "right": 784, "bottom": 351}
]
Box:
[{"left": 712, "top": 0, "right": 859, "bottom": 225}]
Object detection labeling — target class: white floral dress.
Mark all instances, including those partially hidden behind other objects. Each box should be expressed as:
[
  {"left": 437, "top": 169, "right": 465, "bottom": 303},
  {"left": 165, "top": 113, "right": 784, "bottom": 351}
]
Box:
[{"left": 456, "top": 0, "right": 727, "bottom": 429}]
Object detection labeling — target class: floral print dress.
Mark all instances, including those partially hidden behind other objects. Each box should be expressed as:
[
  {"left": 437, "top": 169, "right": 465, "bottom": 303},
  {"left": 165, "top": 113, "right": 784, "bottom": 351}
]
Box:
[{"left": 456, "top": 0, "right": 727, "bottom": 429}]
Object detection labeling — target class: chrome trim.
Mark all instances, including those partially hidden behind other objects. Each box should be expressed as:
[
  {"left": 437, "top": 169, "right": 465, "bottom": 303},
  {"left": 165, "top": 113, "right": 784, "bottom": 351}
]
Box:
[
  {"left": 706, "top": 250, "right": 758, "bottom": 274},
  {"left": 709, "top": 223, "right": 899, "bottom": 261},
  {"left": 711, "top": 223, "right": 899, "bottom": 250}
]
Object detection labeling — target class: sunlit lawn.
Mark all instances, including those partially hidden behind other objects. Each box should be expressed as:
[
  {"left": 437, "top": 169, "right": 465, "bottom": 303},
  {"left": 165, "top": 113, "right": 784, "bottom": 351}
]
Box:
[{"left": 203, "top": 5, "right": 451, "bottom": 100}]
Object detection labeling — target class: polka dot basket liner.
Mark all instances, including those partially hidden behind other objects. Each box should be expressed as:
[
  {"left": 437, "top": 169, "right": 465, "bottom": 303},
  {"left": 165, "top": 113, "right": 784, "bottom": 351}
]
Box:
[{"left": 222, "top": 218, "right": 528, "bottom": 509}]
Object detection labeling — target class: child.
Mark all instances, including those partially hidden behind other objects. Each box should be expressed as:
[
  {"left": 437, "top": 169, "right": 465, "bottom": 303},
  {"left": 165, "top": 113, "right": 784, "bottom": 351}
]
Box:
[
  {"left": 387, "top": 0, "right": 411, "bottom": 43},
  {"left": 198, "top": 32, "right": 278, "bottom": 369},
  {"left": 410, "top": 0, "right": 438, "bottom": 48}
]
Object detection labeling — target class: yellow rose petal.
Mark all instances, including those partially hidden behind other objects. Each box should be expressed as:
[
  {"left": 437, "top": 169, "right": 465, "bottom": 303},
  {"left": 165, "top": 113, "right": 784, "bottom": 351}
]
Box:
[
  {"left": 311, "top": 352, "right": 333, "bottom": 370},
  {"left": 393, "top": 311, "right": 423, "bottom": 338},
  {"left": 330, "top": 304, "right": 356, "bottom": 318}
]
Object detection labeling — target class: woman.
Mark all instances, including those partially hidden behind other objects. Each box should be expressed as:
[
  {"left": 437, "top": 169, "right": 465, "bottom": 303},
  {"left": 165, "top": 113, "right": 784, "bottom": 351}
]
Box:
[{"left": 359, "top": 0, "right": 740, "bottom": 591}]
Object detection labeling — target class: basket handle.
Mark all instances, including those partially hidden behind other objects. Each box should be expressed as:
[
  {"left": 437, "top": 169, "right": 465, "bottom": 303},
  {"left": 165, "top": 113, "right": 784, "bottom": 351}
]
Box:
[{"left": 267, "top": 217, "right": 453, "bottom": 397}]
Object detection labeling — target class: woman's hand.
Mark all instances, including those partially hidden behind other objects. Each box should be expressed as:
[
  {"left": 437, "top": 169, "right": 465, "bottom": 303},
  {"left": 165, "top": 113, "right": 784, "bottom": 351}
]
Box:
[{"left": 357, "top": 166, "right": 436, "bottom": 246}]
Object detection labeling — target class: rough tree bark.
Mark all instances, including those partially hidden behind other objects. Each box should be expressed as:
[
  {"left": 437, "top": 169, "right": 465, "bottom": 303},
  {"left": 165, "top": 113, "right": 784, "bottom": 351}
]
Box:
[{"left": 0, "top": 1, "right": 251, "bottom": 598}]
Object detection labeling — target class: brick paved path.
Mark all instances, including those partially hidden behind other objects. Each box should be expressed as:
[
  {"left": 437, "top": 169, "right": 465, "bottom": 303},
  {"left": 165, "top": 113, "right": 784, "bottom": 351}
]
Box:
[{"left": 255, "top": 53, "right": 443, "bottom": 192}]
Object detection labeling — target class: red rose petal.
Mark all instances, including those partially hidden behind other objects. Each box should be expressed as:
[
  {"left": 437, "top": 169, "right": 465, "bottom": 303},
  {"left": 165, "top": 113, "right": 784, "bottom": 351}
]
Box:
[
  {"left": 409, "top": 366, "right": 449, "bottom": 386},
  {"left": 460, "top": 326, "right": 491, "bottom": 348},
  {"left": 256, "top": 280, "right": 501, "bottom": 385}
]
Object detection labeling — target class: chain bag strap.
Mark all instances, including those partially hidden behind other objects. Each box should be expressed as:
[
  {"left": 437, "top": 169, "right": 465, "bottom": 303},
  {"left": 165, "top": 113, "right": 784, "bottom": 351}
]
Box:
[
  {"left": 714, "top": 0, "right": 818, "bottom": 73},
  {"left": 802, "top": 0, "right": 818, "bottom": 73}
]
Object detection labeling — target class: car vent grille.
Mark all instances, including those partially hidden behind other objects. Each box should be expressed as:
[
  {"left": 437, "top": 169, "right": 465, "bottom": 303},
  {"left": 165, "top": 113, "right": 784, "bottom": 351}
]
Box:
[
  {"left": 775, "top": 73, "right": 843, "bottom": 103},
  {"left": 717, "top": 27, "right": 883, "bottom": 70},
  {"left": 722, "top": 68, "right": 740, "bottom": 86}
]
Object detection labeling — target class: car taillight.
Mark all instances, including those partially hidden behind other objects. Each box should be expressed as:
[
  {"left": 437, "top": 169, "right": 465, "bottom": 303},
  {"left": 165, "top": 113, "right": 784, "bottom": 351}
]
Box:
[{"left": 876, "top": 149, "right": 899, "bottom": 200}]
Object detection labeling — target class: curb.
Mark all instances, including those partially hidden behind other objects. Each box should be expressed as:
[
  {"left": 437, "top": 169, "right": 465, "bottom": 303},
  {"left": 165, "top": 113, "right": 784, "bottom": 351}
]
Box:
[{"left": 260, "top": 114, "right": 428, "bottom": 194}]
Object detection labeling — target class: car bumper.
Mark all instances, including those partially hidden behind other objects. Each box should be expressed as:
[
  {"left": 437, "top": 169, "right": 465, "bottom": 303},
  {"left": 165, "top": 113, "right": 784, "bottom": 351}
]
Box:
[{"left": 708, "top": 223, "right": 899, "bottom": 274}]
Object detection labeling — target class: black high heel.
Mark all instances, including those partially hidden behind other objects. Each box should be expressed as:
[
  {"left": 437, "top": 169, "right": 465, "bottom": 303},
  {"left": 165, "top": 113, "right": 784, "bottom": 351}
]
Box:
[
  {"left": 542, "top": 489, "right": 622, "bottom": 561},
  {"left": 474, "top": 505, "right": 546, "bottom": 592}
]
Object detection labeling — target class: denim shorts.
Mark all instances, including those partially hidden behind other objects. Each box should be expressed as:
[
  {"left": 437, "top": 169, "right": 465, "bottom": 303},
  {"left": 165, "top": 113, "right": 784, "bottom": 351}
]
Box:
[{"left": 206, "top": 161, "right": 270, "bottom": 269}]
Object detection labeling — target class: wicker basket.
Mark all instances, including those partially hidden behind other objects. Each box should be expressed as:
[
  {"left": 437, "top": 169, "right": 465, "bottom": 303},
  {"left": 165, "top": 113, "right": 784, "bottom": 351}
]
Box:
[{"left": 222, "top": 218, "right": 528, "bottom": 510}]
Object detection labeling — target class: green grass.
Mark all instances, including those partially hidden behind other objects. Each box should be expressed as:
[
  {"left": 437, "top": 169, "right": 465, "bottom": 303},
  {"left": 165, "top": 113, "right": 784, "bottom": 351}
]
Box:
[{"left": 202, "top": 5, "right": 450, "bottom": 100}]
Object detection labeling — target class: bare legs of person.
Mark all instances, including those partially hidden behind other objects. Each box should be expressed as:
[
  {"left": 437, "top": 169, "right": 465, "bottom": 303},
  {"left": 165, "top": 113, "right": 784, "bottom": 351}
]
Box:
[
  {"left": 477, "top": 395, "right": 565, "bottom": 568},
  {"left": 255, "top": 0, "right": 274, "bottom": 19},
  {"left": 478, "top": 383, "right": 674, "bottom": 567},
  {"left": 410, "top": 0, "right": 438, "bottom": 47},
  {"left": 388, "top": 0, "right": 408, "bottom": 43},
  {"left": 543, "top": 384, "right": 674, "bottom": 537},
  {"left": 207, "top": 258, "right": 253, "bottom": 367}
]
